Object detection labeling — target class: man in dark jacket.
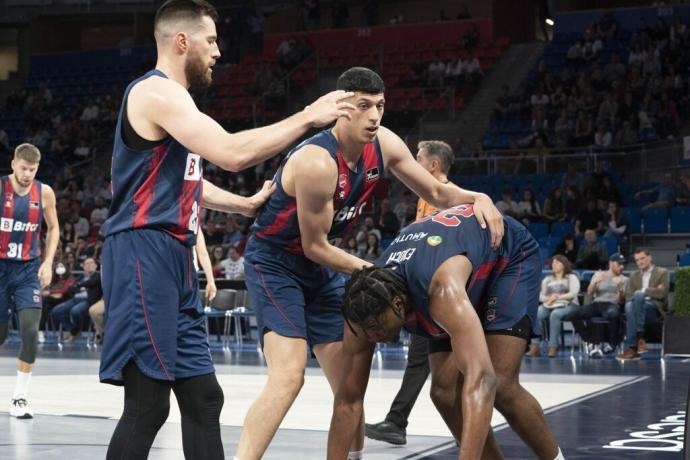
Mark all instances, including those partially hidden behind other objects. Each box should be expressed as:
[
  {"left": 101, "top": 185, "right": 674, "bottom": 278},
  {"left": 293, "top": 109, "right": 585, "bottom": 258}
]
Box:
[{"left": 51, "top": 257, "right": 102, "bottom": 342}]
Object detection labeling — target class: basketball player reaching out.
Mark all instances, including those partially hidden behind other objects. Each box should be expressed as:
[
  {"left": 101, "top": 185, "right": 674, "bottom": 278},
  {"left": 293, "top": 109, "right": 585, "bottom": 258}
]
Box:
[
  {"left": 235, "top": 67, "right": 504, "bottom": 460},
  {"left": 329, "top": 208, "right": 564, "bottom": 460},
  {"left": 0, "top": 143, "right": 59, "bottom": 419},
  {"left": 99, "top": 1, "right": 355, "bottom": 459}
]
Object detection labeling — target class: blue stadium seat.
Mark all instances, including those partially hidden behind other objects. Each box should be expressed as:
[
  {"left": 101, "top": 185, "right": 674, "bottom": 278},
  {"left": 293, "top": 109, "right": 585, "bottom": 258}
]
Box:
[
  {"left": 550, "top": 222, "right": 574, "bottom": 238},
  {"left": 600, "top": 236, "right": 618, "bottom": 256},
  {"left": 622, "top": 207, "right": 641, "bottom": 234},
  {"left": 679, "top": 253, "right": 690, "bottom": 267},
  {"left": 671, "top": 207, "right": 690, "bottom": 233},
  {"left": 527, "top": 223, "right": 549, "bottom": 239},
  {"left": 643, "top": 208, "right": 669, "bottom": 234}
]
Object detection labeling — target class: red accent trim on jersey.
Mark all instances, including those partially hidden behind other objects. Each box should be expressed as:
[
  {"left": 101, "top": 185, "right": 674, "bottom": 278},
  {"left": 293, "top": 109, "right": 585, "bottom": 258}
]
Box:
[
  {"left": 254, "top": 263, "right": 303, "bottom": 336},
  {"left": 414, "top": 310, "right": 446, "bottom": 336},
  {"left": 133, "top": 145, "right": 168, "bottom": 228},
  {"left": 177, "top": 159, "right": 201, "bottom": 243},
  {"left": 334, "top": 149, "right": 352, "bottom": 209},
  {"left": 340, "top": 143, "right": 380, "bottom": 238},
  {"left": 256, "top": 199, "right": 298, "bottom": 239},
  {"left": 467, "top": 256, "right": 510, "bottom": 290},
  {"left": 503, "top": 260, "right": 523, "bottom": 307},
  {"left": 21, "top": 182, "right": 41, "bottom": 260},
  {"left": 0, "top": 177, "right": 12, "bottom": 258},
  {"left": 136, "top": 258, "right": 172, "bottom": 381}
]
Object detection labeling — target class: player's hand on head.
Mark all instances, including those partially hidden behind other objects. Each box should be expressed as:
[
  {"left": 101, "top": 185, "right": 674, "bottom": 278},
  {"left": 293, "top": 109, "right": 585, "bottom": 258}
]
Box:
[
  {"left": 304, "top": 90, "right": 356, "bottom": 127},
  {"left": 37, "top": 262, "right": 53, "bottom": 288},
  {"left": 244, "top": 180, "right": 276, "bottom": 217},
  {"left": 474, "top": 193, "right": 504, "bottom": 249}
]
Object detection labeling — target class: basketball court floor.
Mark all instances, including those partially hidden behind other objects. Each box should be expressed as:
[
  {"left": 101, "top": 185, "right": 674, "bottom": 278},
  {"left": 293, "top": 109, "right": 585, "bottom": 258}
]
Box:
[{"left": 0, "top": 337, "right": 686, "bottom": 459}]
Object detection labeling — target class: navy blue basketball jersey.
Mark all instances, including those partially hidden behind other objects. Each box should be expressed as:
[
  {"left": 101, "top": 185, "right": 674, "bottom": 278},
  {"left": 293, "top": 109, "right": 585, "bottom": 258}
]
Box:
[
  {"left": 0, "top": 176, "right": 43, "bottom": 261},
  {"left": 376, "top": 205, "right": 534, "bottom": 339},
  {"left": 252, "top": 129, "right": 384, "bottom": 254},
  {"left": 102, "top": 69, "right": 203, "bottom": 247}
]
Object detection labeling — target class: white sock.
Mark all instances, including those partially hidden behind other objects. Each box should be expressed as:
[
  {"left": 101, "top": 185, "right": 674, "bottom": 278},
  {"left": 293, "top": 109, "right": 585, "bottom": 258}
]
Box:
[
  {"left": 347, "top": 450, "right": 363, "bottom": 460},
  {"left": 554, "top": 447, "right": 565, "bottom": 460},
  {"left": 13, "top": 371, "right": 31, "bottom": 400}
]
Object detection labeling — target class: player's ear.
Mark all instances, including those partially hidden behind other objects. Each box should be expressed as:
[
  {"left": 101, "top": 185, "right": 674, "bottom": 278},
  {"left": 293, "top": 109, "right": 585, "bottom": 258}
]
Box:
[{"left": 391, "top": 296, "right": 405, "bottom": 318}]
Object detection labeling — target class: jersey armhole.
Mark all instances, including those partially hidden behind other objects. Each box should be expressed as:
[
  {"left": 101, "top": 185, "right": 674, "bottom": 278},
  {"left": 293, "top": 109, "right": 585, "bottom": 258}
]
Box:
[{"left": 122, "top": 95, "right": 167, "bottom": 151}]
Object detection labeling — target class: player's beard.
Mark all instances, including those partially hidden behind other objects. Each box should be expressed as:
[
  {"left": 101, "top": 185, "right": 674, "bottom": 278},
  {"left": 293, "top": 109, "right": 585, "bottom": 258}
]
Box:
[
  {"left": 184, "top": 50, "right": 212, "bottom": 90},
  {"left": 13, "top": 173, "right": 31, "bottom": 188}
]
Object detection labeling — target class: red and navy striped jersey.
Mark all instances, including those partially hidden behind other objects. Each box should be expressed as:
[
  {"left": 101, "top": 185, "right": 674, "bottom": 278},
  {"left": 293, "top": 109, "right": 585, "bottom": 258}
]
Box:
[
  {"left": 102, "top": 70, "right": 203, "bottom": 247},
  {"left": 377, "top": 210, "right": 532, "bottom": 339},
  {"left": 0, "top": 176, "right": 43, "bottom": 261},
  {"left": 252, "top": 129, "right": 384, "bottom": 254}
]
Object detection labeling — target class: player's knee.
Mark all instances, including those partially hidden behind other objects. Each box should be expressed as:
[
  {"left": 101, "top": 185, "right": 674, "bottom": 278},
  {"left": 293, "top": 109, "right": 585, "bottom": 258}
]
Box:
[
  {"left": 268, "top": 366, "right": 305, "bottom": 397},
  {"left": 18, "top": 310, "right": 40, "bottom": 363},
  {"left": 429, "top": 381, "right": 455, "bottom": 409},
  {"left": 124, "top": 395, "right": 170, "bottom": 431},
  {"left": 178, "top": 374, "right": 224, "bottom": 423},
  {"left": 494, "top": 380, "right": 521, "bottom": 412}
]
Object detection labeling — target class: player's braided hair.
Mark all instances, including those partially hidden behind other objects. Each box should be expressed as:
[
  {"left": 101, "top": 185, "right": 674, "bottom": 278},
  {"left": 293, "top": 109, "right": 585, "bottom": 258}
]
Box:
[{"left": 342, "top": 266, "right": 408, "bottom": 334}]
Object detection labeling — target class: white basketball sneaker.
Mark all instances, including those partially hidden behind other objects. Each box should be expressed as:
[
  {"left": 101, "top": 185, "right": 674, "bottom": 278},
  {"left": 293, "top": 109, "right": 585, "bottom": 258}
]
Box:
[{"left": 10, "top": 398, "right": 33, "bottom": 419}]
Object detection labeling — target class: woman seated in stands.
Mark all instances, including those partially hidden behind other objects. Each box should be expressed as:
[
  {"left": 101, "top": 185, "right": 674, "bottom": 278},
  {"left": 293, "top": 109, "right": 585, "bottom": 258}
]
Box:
[{"left": 527, "top": 255, "right": 581, "bottom": 357}]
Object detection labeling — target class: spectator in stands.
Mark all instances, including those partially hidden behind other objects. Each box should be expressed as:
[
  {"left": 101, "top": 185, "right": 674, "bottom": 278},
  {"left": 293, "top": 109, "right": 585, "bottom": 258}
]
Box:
[
  {"left": 460, "top": 22, "right": 479, "bottom": 50},
  {"left": 593, "top": 122, "right": 612, "bottom": 148},
  {"left": 496, "top": 188, "right": 520, "bottom": 219},
  {"left": 564, "top": 186, "right": 582, "bottom": 223},
  {"left": 617, "top": 249, "right": 670, "bottom": 361},
  {"left": 599, "top": 176, "right": 622, "bottom": 206},
  {"left": 71, "top": 211, "right": 89, "bottom": 239},
  {"left": 89, "top": 196, "right": 108, "bottom": 226},
  {"left": 575, "top": 229, "right": 608, "bottom": 270},
  {"left": 331, "top": 0, "right": 349, "bottom": 28},
  {"left": 51, "top": 257, "right": 102, "bottom": 343},
  {"left": 518, "top": 189, "right": 542, "bottom": 225},
  {"left": 572, "top": 253, "right": 627, "bottom": 356},
  {"left": 635, "top": 173, "right": 676, "bottom": 211},
  {"left": 676, "top": 174, "right": 690, "bottom": 205},
  {"left": 343, "top": 237, "right": 359, "bottom": 256},
  {"left": 572, "top": 111, "right": 593, "bottom": 146},
  {"left": 597, "top": 93, "right": 618, "bottom": 127},
  {"left": 604, "top": 54, "right": 626, "bottom": 85},
  {"left": 209, "top": 246, "right": 224, "bottom": 279},
  {"left": 360, "top": 233, "right": 381, "bottom": 263},
  {"left": 205, "top": 220, "right": 225, "bottom": 246},
  {"left": 566, "top": 40, "right": 583, "bottom": 64},
  {"left": 604, "top": 201, "right": 628, "bottom": 245},
  {"left": 64, "top": 252, "right": 78, "bottom": 273},
  {"left": 550, "top": 84, "right": 566, "bottom": 111},
  {"left": 628, "top": 42, "right": 647, "bottom": 66},
  {"left": 427, "top": 55, "right": 446, "bottom": 88},
  {"left": 531, "top": 106, "right": 548, "bottom": 134},
  {"left": 543, "top": 188, "right": 566, "bottom": 224},
  {"left": 560, "top": 164, "right": 584, "bottom": 194},
  {"left": 553, "top": 109, "right": 571, "bottom": 148},
  {"left": 599, "top": 12, "right": 617, "bottom": 39},
  {"left": 60, "top": 221, "right": 77, "bottom": 249},
  {"left": 527, "top": 255, "right": 581, "bottom": 357},
  {"left": 221, "top": 246, "right": 245, "bottom": 281},
  {"left": 555, "top": 234, "right": 578, "bottom": 264},
  {"left": 657, "top": 92, "right": 681, "bottom": 138},
  {"left": 584, "top": 161, "right": 612, "bottom": 201},
  {"left": 377, "top": 198, "right": 400, "bottom": 240},
  {"left": 39, "top": 262, "right": 77, "bottom": 342},
  {"left": 530, "top": 84, "right": 549, "bottom": 111},
  {"left": 301, "top": 0, "right": 321, "bottom": 30},
  {"left": 445, "top": 56, "right": 464, "bottom": 87},
  {"left": 581, "top": 39, "right": 598, "bottom": 62},
  {"left": 463, "top": 53, "right": 483, "bottom": 85},
  {"left": 356, "top": 216, "right": 381, "bottom": 253},
  {"left": 575, "top": 199, "right": 604, "bottom": 236},
  {"left": 616, "top": 120, "right": 639, "bottom": 145},
  {"left": 494, "top": 85, "right": 511, "bottom": 120},
  {"left": 89, "top": 299, "right": 105, "bottom": 345},
  {"left": 393, "top": 191, "right": 413, "bottom": 227}
]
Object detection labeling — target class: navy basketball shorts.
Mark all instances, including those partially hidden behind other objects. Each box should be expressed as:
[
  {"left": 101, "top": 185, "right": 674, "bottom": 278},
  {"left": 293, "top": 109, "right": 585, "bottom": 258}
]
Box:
[
  {"left": 0, "top": 258, "right": 42, "bottom": 321},
  {"left": 429, "top": 235, "right": 542, "bottom": 354},
  {"left": 243, "top": 236, "right": 345, "bottom": 347},
  {"left": 99, "top": 229, "right": 213, "bottom": 385}
]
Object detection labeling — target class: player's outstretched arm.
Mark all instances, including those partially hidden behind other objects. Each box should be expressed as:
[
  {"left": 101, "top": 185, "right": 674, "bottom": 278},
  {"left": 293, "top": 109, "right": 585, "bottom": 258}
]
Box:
[
  {"left": 378, "top": 127, "right": 504, "bottom": 248},
  {"left": 328, "top": 325, "right": 374, "bottom": 459},
  {"left": 292, "top": 146, "right": 371, "bottom": 275},
  {"left": 39, "top": 184, "right": 59, "bottom": 288},
  {"left": 140, "top": 77, "right": 354, "bottom": 171},
  {"left": 202, "top": 179, "right": 275, "bottom": 217},
  {"left": 429, "top": 255, "right": 497, "bottom": 460}
]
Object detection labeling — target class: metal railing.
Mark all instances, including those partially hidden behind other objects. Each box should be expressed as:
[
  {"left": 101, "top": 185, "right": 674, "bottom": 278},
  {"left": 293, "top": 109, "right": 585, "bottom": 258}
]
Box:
[{"left": 454, "top": 138, "right": 686, "bottom": 182}]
